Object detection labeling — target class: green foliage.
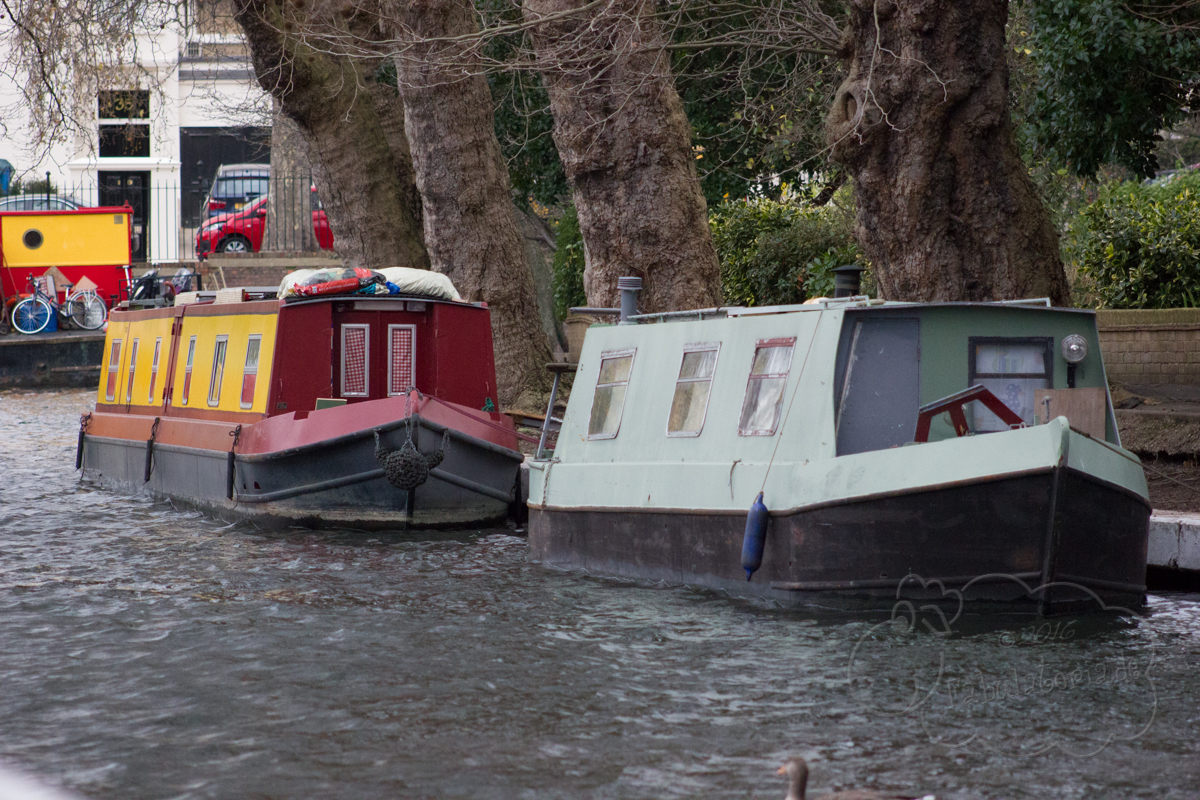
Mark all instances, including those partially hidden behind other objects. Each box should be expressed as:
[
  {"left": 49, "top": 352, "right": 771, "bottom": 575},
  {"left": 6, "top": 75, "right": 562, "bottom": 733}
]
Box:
[
  {"left": 1025, "top": 0, "right": 1200, "bottom": 178},
  {"left": 1071, "top": 171, "right": 1200, "bottom": 308},
  {"left": 670, "top": 6, "right": 843, "bottom": 207},
  {"left": 551, "top": 204, "right": 586, "bottom": 320},
  {"left": 5, "top": 176, "right": 55, "bottom": 196},
  {"left": 489, "top": 69, "right": 570, "bottom": 207},
  {"left": 709, "top": 197, "right": 863, "bottom": 307}
]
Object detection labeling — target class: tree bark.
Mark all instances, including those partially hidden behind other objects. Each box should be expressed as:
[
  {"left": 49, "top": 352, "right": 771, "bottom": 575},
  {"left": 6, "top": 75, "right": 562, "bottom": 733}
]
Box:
[
  {"left": 264, "top": 104, "right": 314, "bottom": 252},
  {"left": 826, "top": 0, "right": 1070, "bottom": 305},
  {"left": 388, "top": 0, "right": 553, "bottom": 410},
  {"left": 233, "top": 0, "right": 429, "bottom": 271},
  {"left": 523, "top": 0, "right": 722, "bottom": 312}
]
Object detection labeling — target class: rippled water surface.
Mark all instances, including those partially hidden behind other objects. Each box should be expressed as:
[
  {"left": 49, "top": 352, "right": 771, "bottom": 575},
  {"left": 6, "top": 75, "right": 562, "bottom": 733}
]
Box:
[{"left": 2, "top": 388, "right": 1200, "bottom": 799}]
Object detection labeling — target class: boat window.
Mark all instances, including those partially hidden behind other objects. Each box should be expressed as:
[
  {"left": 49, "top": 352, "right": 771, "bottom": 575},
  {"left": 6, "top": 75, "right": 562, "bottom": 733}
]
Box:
[
  {"left": 388, "top": 324, "right": 416, "bottom": 396},
  {"left": 969, "top": 338, "right": 1052, "bottom": 431},
  {"left": 341, "top": 324, "right": 370, "bottom": 397},
  {"left": 207, "top": 335, "right": 228, "bottom": 407},
  {"left": 181, "top": 335, "right": 196, "bottom": 406},
  {"left": 739, "top": 338, "right": 796, "bottom": 436},
  {"left": 240, "top": 335, "right": 262, "bottom": 409},
  {"left": 105, "top": 339, "right": 122, "bottom": 402},
  {"left": 125, "top": 338, "right": 139, "bottom": 403},
  {"left": 588, "top": 349, "right": 635, "bottom": 439},
  {"left": 667, "top": 343, "right": 720, "bottom": 436},
  {"left": 148, "top": 337, "right": 161, "bottom": 403}
]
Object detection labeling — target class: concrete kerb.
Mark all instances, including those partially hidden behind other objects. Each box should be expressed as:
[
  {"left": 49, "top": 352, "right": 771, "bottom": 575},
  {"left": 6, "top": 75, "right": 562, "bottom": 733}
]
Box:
[{"left": 1148, "top": 512, "right": 1200, "bottom": 573}]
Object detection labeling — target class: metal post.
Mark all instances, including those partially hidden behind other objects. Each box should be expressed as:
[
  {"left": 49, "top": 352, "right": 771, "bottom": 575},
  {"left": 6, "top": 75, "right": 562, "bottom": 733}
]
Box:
[{"left": 536, "top": 371, "right": 563, "bottom": 460}]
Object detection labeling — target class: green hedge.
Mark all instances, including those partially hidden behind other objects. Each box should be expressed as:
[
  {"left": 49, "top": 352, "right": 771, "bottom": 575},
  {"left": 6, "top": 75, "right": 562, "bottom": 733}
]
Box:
[
  {"left": 551, "top": 205, "right": 587, "bottom": 320},
  {"left": 550, "top": 197, "right": 864, "bottom": 318},
  {"left": 1071, "top": 170, "right": 1200, "bottom": 308},
  {"left": 710, "top": 198, "right": 863, "bottom": 306}
]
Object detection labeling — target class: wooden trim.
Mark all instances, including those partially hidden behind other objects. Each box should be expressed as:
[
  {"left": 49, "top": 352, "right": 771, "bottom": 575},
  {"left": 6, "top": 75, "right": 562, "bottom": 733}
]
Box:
[{"left": 184, "top": 299, "right": 281, "bottom": 317}]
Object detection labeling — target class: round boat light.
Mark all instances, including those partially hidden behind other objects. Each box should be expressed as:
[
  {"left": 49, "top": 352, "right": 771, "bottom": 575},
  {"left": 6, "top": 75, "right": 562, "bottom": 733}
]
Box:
[{"left": 1061, "top": 334, "right": 1088, "bottom": 364}]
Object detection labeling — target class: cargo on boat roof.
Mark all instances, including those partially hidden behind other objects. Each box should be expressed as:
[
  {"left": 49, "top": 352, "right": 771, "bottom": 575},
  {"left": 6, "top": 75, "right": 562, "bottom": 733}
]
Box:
[{"left": 81, "top": 271, "right": 522, "bottom": 529}]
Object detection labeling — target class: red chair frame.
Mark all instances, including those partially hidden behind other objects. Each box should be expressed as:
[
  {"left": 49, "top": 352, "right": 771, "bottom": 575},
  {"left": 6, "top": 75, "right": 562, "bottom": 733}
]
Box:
[{"left": 914, "top": 384, "right": 1025, "bottom": 442}]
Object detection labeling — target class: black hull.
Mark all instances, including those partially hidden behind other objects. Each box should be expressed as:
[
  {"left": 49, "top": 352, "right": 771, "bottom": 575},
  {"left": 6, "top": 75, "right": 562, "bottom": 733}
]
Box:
[
  {"left": 82, "top": 417, "right": 522, "bottom": 530},
  {"left": 529, "top": 469, "right": 1150, "bottom": 609}
]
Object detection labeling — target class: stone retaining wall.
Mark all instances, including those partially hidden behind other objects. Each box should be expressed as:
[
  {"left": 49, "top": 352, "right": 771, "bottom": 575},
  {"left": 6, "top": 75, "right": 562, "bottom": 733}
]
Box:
[
  {"left": 0, "top": 332, "right": 105, "bottom": 389},
  {"left": 1097, "top": 308, "right": 1200, "bottom": 386},
  {"left": 196, "top": 251, "right": 342, "bottom": 290}
]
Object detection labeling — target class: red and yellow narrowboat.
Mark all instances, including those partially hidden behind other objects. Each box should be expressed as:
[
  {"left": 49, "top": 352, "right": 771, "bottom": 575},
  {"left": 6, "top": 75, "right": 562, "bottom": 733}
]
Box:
[{"left": 79, "top": 287, "right": 524, "bottom": 528}]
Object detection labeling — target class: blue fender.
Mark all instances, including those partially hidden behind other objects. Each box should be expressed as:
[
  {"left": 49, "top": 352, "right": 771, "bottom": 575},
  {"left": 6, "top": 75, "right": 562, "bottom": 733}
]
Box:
[{"left": 741, "top": 492, "right": 769, "bottom": 581}]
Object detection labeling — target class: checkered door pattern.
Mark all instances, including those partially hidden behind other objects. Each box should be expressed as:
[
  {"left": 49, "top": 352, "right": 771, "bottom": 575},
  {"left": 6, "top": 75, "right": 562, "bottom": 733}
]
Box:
[
  {"left": 342, "top": 325, "right": 368, "bottom": 396},
  {"left": 389, "top": 326, "right": 415, "bottom": 395}
]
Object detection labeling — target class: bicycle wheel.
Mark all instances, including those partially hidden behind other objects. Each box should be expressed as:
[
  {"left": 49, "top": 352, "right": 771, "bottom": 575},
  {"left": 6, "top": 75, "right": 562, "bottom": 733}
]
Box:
[
  {"left": 12, "top": 297, "right": 52, "bottom": 334},
  {"left": 58, "top": 298, "right": 80, "bottom": 329},
  {"left": 70, "top": 293, "right": 108, "bottom": 330}
]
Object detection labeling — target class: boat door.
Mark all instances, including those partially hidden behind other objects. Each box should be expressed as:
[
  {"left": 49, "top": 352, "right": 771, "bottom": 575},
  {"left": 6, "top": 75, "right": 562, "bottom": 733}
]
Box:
[
  {"left": 835, "top": 316, "right": 921, "bottom": 455},
  {"left": 331, "top": 302, "right": 420, "bottom": 402}
]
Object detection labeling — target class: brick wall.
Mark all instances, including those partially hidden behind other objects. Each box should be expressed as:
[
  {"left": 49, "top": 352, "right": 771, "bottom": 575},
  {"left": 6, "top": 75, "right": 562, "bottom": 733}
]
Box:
[
  {"left": 196, "top": 251, "right": 343, "bottom": 290},
  {"left": 1098, "top": 308, "right": 1200, "bottom": 386}
]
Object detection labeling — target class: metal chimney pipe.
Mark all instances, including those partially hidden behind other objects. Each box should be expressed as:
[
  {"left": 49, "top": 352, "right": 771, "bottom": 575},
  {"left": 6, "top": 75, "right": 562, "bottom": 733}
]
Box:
[
  {"left": 618, "top": 276, "right": 642, "bottom": 324},
  {"left": 832, "top": 264, "right": 864, "bottom": 298}
]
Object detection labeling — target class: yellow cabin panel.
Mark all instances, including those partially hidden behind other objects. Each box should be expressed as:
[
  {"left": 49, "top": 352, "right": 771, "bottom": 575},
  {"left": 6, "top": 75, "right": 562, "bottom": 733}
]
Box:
[
  {"left": 172, "top": 311, "right": 278, "bottom": 415},
  {"left": 2, "top": 210, "right": 131, "bottom": 268},
  {"left": 98, "top": 318, "right": 133, "bottom": 406},
  {"left": 127, "top": 318, "right": 176, "bottom": 408}
]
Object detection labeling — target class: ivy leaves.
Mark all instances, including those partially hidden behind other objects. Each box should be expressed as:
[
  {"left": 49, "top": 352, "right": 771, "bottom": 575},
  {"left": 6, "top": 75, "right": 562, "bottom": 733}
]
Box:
[{"left": 1025, "top": 0, "right": 1200, "bottom": 178}]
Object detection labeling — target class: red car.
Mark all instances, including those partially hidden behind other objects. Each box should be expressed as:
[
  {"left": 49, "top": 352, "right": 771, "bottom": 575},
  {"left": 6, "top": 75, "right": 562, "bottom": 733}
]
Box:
[{"left": 196, "top": 195, "right": 334, "bottom": 254}]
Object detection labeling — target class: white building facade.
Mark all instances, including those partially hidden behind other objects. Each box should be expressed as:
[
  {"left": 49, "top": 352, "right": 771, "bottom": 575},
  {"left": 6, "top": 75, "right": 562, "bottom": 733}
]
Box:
[{"left": 0, "top": 2, "right": 270, "bottom": 263}]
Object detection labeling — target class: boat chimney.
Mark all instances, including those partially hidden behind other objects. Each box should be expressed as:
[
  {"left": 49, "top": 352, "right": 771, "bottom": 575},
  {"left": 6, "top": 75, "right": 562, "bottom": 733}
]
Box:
[
  {"left": 833, "top": 265, "right": 864, "bottom": 298},
  {"left": 618, "top": 276, "right": 642, "bottom": 324}
]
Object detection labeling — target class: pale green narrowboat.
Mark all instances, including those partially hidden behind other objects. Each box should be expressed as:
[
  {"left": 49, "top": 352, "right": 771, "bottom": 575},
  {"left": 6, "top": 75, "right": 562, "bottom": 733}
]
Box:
[{"left": 527, "top": 297, "right": 1150, "bottom": 608}]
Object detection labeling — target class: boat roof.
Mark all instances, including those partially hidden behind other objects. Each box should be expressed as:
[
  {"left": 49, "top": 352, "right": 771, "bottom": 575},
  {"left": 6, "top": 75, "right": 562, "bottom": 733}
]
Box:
[{"left": 626, "top": 296, "right": 1096, "bottom": 323}]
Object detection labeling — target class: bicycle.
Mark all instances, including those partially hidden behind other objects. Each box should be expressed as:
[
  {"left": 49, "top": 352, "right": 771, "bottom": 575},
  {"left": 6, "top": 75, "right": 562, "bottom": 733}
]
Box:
[{"left": 10, "top": 273, "right": 108, "bottom": 334}]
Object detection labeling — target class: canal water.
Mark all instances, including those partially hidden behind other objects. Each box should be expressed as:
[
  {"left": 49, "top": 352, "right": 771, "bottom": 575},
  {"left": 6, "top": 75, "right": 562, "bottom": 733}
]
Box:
[{"left": 1, "top": 388, "right": 1199, "bottom": 800}]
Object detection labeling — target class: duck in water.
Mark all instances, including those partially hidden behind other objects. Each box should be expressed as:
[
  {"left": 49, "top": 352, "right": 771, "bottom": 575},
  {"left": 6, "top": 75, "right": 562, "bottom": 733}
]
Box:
[{"left": 777, "top": 758, "right": 935, "bottom": 800}]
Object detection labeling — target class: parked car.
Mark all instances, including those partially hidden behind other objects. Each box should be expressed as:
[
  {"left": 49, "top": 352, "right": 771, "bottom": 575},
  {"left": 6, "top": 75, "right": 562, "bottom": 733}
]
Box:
[
  {"left": 1145, "top": 163, "right": 1199, "bottom": 187},
  {"left": 0, "top": 194, "right": 83, "bottom": 211},
  {"left": 201, "top": 163, "right": 270, "bottom": 219},
  {"left": 196, "top": 195, "right": 334, "bottom": 254}
]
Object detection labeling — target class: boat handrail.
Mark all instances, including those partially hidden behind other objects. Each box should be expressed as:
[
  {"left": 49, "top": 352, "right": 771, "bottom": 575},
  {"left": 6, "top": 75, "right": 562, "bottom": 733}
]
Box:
[
  {"left": 625, "top": 307, "right": 731, "bottom": 323},
  {"left": 990, "top": 297, "right": 1052, "bottom": 307}
]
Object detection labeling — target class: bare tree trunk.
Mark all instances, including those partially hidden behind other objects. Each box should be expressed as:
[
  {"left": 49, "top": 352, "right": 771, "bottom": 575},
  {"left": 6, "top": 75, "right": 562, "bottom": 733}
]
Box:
[
  {"left": 234, "top": 0, "right": 429, "bottom": 271},
  {"left": 826, "top": 0, "right": 1070, "bottom": 305},
  {"left": 524, "top": 0, "right": 722, "bottom": 313},
  {"left": 264, "top": 104, "right": 314, "bottom": 252},
  {"left": 389, "top": 0, "right": 553, "bottom": 410}
]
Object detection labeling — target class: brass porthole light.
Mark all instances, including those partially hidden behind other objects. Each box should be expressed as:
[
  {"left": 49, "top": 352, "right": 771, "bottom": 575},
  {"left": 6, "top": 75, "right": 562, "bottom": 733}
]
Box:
[
  {"left": 1061, "top": 334, "right": 1088, "bottom": 387},
  {"left": 23, "top": 228, "right": 43, "bottom": 249}
]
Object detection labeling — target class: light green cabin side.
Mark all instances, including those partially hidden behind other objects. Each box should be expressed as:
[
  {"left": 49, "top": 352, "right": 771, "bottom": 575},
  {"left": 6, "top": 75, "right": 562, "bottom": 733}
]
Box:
[{"left": 527, "top": 302, "right": 1143, "bottom": 514}]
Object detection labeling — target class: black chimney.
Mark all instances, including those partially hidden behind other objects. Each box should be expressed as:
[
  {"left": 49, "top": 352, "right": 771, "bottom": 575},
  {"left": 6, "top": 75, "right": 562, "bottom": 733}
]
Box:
[{"left": 832, "top": 264, "right": 864, "bottom": 298}]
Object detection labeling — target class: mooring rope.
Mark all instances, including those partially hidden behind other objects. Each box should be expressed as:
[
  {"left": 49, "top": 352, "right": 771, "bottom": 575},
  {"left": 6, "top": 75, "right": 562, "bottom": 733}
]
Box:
[{"left": 759, "top": 313, "right": 825, "bottom": 495}]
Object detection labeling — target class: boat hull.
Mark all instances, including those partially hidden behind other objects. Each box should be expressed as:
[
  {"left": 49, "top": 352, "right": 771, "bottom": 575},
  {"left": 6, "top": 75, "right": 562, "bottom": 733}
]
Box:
[
  {"left": 529, "top": 467, "right": 1150, "bottom": 609},
  {"left": 82, "top": 412, "right": 523, "bottom": 530}
]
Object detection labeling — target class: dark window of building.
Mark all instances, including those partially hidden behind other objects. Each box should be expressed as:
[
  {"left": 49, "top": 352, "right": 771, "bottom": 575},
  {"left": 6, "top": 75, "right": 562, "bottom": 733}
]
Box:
[{"left": 99, "top": 125, "right": 150, "bottom": 158}]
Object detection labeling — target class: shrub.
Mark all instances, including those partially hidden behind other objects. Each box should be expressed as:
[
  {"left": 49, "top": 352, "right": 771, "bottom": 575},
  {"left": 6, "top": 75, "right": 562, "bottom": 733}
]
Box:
[
  {"left": 551, "top": 196, "right": 866, "bottom": 317},
  {"left": 710, "top": 197, "right": 864, "bottom": 306},
  {"left": 551, "top": 204, "right": 586, "bottom": 321},
  {"left": 1070, "top": 170, "right": 1200, "bottom": 308}
]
